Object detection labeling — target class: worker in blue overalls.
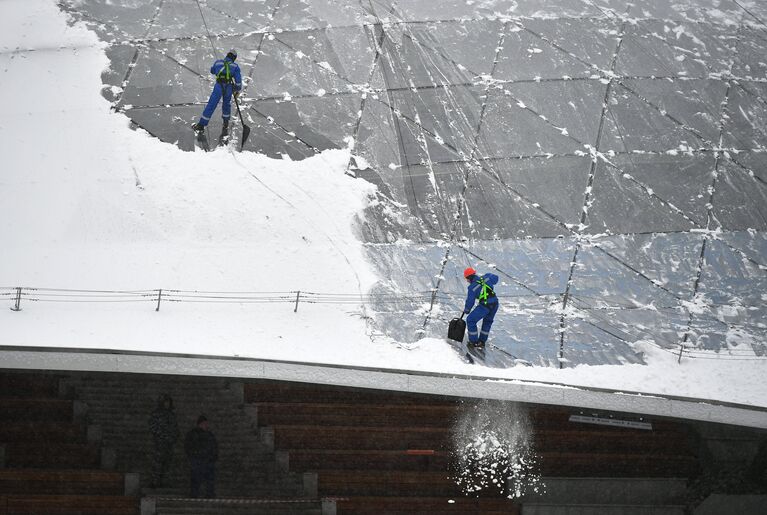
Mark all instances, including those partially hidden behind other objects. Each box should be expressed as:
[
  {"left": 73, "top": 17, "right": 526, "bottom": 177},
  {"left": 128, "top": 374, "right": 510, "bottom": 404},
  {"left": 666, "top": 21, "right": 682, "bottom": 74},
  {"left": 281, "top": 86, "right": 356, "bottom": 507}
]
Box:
[
  {"left": 463, "top": 267, "right": 500, "bottom": 348},
  {"left": 192, "top": 49, "right": 242, "bottom": 134}
]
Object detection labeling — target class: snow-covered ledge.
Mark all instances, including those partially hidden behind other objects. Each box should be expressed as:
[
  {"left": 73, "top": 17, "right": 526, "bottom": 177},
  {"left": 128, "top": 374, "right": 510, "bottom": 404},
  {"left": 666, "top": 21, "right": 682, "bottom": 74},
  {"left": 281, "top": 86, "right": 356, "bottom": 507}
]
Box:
[{"left": 2, "top": 346, "right": 766, "bottom": 429}]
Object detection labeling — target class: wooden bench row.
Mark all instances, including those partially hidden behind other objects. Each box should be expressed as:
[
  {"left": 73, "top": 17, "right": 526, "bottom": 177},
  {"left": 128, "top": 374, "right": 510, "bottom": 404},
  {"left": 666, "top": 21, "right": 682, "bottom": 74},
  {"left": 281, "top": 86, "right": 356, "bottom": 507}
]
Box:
[
  {"left": 2, "top": 443, "right": 101, "bottom": 469},
  {"left": 284, "top": 449, "right": 698, "bottom": 477},
  {"left": 269, "top": 425, "right": 691, "bottom": 454},
  {"left": 253, "top": 402, "right": 459, "bottom": 427},
  {"left": 332, "top": 496, "right": 521, "bottom": 515},
  {"left": 0, "top": 494, "right": 137, "bottom": 515},
  {"left": 318, "top": 470, "right": 462, "bottom": 497},
  {"left": 245, "top": 382, "right": 458, "bottom": 405},
  {"left": 0, "top": 469, "right": 124, "bottom": 496},
  {"left": 250, "top": 400, "right": 693, "bottom": 435},
  {"left": 0, "top": 399, "right": 76, "bottom": 423},
  {"left": 537, "top": 452, "right": 699, "bottom": 477},
  {"left": 245, "top": 380, "right": 689, "bottom": 420},
  {"left": 0, "top": 421, "right": 87, "bottom": 443}
]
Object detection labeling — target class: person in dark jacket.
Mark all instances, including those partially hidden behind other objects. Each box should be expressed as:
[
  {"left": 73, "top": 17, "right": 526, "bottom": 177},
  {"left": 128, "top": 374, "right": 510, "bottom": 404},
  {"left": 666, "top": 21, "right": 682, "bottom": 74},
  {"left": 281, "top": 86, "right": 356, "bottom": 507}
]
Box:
[
  {"left": 184, "top": 414, "right": 218, "bottom": 498},
  {"left": 148, "top": 393, "right": 180, "bottom": 488},
  {"left": 463, "top": 266, "right": 500, "bottom": 348}
]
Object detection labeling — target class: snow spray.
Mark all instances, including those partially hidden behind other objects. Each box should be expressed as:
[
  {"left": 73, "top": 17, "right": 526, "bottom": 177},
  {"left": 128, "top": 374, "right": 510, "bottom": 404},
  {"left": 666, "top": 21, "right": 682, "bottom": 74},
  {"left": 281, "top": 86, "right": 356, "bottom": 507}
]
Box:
[{"left": 450, "top": 400, "right": 544, "bottom": 498}]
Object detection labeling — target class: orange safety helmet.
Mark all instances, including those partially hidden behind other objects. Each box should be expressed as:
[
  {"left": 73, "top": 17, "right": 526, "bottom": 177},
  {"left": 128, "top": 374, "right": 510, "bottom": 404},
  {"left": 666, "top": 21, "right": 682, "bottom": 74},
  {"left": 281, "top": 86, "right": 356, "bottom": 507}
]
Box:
[{"left": 463, "top": 267, "right": 476, "bottom": 279}]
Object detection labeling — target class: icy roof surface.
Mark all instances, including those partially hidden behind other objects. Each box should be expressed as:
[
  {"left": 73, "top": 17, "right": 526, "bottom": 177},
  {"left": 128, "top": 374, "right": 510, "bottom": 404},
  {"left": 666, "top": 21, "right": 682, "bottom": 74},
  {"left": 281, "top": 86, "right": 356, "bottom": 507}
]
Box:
[{"left": 53, "top": 0, "right": 767, "bottom": 368}]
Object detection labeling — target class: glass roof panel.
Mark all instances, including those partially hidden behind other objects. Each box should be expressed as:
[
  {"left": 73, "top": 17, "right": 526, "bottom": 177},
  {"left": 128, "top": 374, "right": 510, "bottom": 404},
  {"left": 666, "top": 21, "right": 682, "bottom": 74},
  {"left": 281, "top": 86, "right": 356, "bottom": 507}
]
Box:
[{"left": 62, "top": 0, "right": 767, "bottom": 368}]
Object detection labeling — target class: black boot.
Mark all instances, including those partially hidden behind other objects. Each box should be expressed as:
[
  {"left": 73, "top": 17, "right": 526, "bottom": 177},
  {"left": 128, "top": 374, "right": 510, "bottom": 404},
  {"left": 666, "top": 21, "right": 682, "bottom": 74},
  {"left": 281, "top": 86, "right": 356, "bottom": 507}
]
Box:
[
  {"left": 192, "top": 123, "right": 205, "bottom": 133},
  {"left": 221, "top": 118, "right": 229, "bottom": 135}
]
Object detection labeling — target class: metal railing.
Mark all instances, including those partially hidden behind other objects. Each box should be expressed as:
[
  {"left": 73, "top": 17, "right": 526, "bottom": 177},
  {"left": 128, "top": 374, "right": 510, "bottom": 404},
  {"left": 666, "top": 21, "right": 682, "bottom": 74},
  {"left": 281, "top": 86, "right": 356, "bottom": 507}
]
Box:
[
  {"left": 3, "top": 286, "right": 764, "bottom": 362},
  {"left": 1, "top": 286, "right": 465, "bottom": 312}
]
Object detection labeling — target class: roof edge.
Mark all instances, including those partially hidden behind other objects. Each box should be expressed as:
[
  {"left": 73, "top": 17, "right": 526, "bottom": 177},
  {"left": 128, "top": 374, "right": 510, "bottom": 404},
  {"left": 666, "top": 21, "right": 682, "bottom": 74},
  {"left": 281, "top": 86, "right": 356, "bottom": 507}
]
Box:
[{"left": 2, "top": 346, "right": 766, "bottom": 429}]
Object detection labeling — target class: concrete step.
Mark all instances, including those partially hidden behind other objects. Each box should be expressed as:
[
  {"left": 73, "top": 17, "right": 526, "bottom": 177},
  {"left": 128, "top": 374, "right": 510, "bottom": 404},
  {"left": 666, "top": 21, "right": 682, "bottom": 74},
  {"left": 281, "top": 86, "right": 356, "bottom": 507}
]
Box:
[
  {"left": 521, "top": 505, "right": 686, "bottom": 515},
  {"left": 0, "top": 468, "right": 127, "bottom": 496},
  {"left": 519, "top": 478, "right": 688, "bottom": 505},
  {"left": 244, "top": 382, "right": 454, "bottom": 406},
  {"left": 693, "top": 494, "right": 767, "bottom": 515},
  {"left": 135, "top": 470, "right": 308, "bottom": 498},
  {"left": 333, "top": 495, "right": 521, "bottom": 514},
  {"left": 1, "top": 494, "right": 138, "bottom": 515},
  {"left": 0, "top": 398, "right": 78, "bottom": 422},
  {"left": 64, "top": 375, "right": 301, "bottom": 499},
  {"left": 147, "top": 497, "right": 323, "bottom": 515},
  {"left": 2, "top": 442, "right": 103, "bottom": 469}
]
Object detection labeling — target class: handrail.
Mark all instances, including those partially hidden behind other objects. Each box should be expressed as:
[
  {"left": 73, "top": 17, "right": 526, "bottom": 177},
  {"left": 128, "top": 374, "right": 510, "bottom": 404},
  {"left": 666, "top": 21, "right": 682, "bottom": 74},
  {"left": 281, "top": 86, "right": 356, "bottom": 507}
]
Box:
[{"left": 2, "top": 286, "right": 765, "bottom": 362}]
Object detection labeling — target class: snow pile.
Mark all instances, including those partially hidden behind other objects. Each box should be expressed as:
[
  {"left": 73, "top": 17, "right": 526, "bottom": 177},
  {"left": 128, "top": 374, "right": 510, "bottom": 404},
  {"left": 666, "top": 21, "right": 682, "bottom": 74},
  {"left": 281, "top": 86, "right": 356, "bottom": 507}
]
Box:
[
  {"left": 450, "top": 400, "right": 544, "bottom": 498},
  {"left": 0, "top": 0, "right": 380, "bottom": 360}
]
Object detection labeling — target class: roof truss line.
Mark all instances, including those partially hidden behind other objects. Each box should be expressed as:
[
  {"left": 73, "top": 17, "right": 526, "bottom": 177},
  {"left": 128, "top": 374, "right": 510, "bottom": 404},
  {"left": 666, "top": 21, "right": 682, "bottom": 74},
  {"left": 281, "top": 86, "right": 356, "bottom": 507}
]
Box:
[
  {"left": 269, "top": 32, "right": 364, "bottom": 88},
  {"left": 582, "top": 0, "right": 625, "bottom": 20},
  {"left": 710, "top": 237, "right": 767, "bottom": 271},
  {"left": 199, "top": 0, "right": 272, "bottom": 32},
  {"left": 511, "top": 17, "right": 616, "bottom": 78},
  {"left": 370, "top": 96, "right": 581, "bottom": 233},
  {"left": 679, "top": 80, "right": 734, "bottom": 358},
  {"left": 381, "top": 24, "right": 471, "bottom": 231},
  {"left": 242, "top": 32, "right": 269, "bottom": 92},
  {"left": 616, "top": 78, "right": 767, "bottom": 190},
  {"left": 487, "top": 21, "right": 727, "bottom": 229},
  {"left": 568, "top": 294, "right": 740, "bottom": 357},
  {"left": 455, "top": 243, "right": 549, "bottom": 297},
  {"left": 108, "top": 0, "right": 167, "bottom": 109},
  {"left": 591, "top": 244, "right": 686, "bottom": 302},
  {"left": 729, "top": 154, "right": 767, "bottom": 188},
  {"left": 111, "top": 46, "right": 142, "bottom": 110},
  {"left": 375, "top": 90, "right": 728, "bottom": 306},
  {"left": 557, "top": 20, "right": 629, "bottom": 368},
  {"left": 568, "top": 296, "right": 688, "bottom": 357},
  {"left": 245, "top": 105, "right": 322, "bottom": 155},
  {"left": 732, "top": 0, "right": 767, "bottom": 31},
  {"left": 344, "top": 21, "right": 390, "bottom": 178},
  {"left": 418, "top": 21, "right": 511, "bottom": 333},
  {"left": 375, "top": 26, "right": 423, "bottom": 220},
  {"left": 736, "top": 80, "right": 767, "bottom": 114},
  {"left": 598, "top": 157, "right": 705, "bottom": 229},
  {"left": 361, "top": 4, "right": 435, "bottom": 241},
  {"left": 143, "top": 41, "right": 212, "bottom": 83},
  {"left": 57, "top": 0, "right": 133, "bottom": 42},
  {"left": 110, "top": 38, "right": 757, "bottom": 310}
]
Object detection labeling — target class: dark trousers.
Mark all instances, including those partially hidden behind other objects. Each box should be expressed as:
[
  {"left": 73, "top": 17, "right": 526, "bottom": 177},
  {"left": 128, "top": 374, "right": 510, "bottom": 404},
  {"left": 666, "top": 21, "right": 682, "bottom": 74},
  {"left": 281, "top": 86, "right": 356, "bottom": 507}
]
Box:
[
  {"left": 151, "top": 440, "right": 174, "bottom": 486},
  {"left": 198, "top": 82, "right": 233, "bottom": 126},
  {"left": 466, "top": 301, "right": 499, "bottom": 343},
  {"left": 190, "top": 460, "right": 216, "bottom": 498}
]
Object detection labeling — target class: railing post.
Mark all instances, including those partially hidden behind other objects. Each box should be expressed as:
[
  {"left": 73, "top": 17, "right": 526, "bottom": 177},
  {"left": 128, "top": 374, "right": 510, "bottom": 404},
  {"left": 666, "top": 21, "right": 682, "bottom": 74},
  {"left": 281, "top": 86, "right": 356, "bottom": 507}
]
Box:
[
  {"left": 10, "top": 287, "right": 22, "bottom": 311},
  {"left": 155, "top": 289, "right": 162, "bottom": 312},
  {"left": 294, "top": 291, "right": 301, "bottom": 312}
]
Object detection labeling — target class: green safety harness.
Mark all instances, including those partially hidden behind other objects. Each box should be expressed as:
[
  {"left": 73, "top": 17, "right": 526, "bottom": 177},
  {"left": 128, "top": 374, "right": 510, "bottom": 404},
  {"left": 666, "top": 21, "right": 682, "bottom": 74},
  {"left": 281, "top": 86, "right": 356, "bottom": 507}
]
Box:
[
  {"left": 476, "top": 277, "right": 496, "bottom": 305},
  {"left": 216, "top": 60, "right": 233, "bottom": 84}
]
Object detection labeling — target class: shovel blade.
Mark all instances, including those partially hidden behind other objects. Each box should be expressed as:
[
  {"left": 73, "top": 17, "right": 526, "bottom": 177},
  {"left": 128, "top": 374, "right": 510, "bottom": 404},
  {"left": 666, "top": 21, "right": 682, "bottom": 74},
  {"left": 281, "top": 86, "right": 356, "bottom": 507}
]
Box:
[{"left": 240, "top": 124, "right": 251, "bottom": 151}]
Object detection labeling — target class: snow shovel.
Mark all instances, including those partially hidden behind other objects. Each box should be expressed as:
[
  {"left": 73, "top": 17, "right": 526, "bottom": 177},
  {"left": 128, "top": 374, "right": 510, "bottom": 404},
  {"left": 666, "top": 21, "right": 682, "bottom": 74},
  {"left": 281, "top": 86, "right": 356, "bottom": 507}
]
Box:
[{"left": 232, "top": 91, "right": 251, "bottom": 151}]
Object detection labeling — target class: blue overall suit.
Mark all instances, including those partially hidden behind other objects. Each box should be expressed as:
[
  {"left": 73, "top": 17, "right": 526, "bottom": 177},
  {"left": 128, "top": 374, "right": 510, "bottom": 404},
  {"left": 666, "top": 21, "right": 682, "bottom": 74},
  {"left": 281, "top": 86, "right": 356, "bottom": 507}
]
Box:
[
  {"left": 196, "top": 57, "right": 242, "bottom": 127},
  {"left": 463, "top": 273, "right": 499, "bottom": 345}
]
